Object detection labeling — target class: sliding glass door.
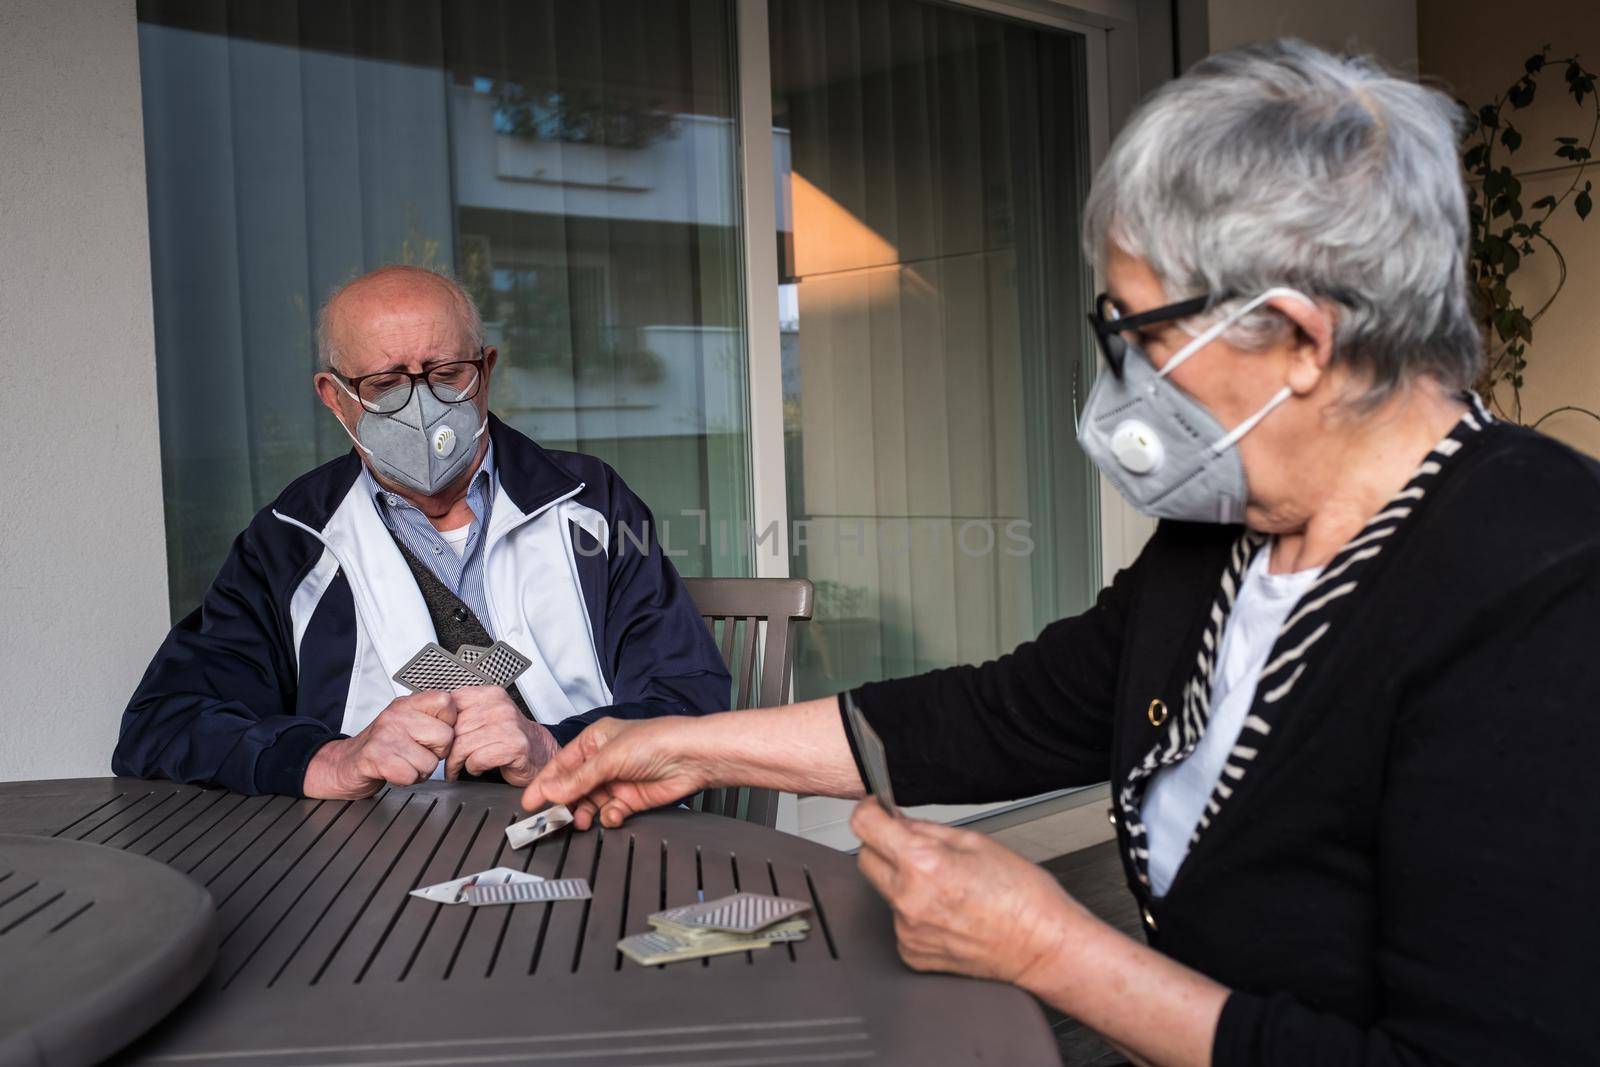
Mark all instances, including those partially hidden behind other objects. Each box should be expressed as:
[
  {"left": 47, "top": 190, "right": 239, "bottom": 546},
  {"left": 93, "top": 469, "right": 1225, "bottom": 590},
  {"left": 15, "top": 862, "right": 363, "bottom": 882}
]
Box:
[{"left": 766, "top": 0, "right": 1100, "bottom": 842}]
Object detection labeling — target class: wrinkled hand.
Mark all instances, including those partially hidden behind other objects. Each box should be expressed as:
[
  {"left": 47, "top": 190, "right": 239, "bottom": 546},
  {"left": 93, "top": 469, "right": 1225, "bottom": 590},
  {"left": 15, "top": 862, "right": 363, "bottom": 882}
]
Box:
[
  {"left": 851, "top": 798, "right": 1086, "bottom": 989},
  {"left": 303, "top": 691, "right": 458, "bottom": 799},
  {"left": 445, "top": 686, "right": 558, "bottom": 787},
  {"left": 521, "top": 716, "right": 708, "bottom": 830}
]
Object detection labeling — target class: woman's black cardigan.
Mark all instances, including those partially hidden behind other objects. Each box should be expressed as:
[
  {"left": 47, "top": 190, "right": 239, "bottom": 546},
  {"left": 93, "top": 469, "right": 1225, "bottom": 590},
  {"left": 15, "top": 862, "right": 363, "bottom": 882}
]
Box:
[{"left": 850, "top": 421, "right": 1600, "bottom": 1066}]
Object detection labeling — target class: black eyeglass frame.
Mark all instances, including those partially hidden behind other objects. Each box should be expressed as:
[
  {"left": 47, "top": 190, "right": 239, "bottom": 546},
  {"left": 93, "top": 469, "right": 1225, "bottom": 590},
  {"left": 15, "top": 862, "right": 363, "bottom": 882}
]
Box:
[
  {"left": 335, "top": 349, "right": 489, "bottom": 413},
  {"left": 1086, "top": 292, "right": 1211, "bottom": 379}
]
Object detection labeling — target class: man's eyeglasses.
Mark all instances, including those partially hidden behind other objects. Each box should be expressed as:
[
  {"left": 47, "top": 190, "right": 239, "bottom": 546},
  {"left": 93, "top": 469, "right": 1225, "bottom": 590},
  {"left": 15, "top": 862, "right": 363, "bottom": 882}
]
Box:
[
  {"left": 1086, "top": 292, "right": 1210, "bottom": 379},
  {"left": 334, "top": 351, "right": 487, "bottom": 414}
]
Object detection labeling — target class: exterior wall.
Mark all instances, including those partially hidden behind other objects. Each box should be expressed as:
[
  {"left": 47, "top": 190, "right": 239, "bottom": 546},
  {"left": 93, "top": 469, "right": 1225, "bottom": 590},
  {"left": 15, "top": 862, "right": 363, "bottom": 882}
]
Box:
[
  {"left": 1421, "top": 0, "right": 1600, "bottom": 457},
  {"left": 0, "top": 0, "right": 170, "bottom": 780},
  {"left": 1206, "top": 0, "right": 1418, "bottom": 69}
]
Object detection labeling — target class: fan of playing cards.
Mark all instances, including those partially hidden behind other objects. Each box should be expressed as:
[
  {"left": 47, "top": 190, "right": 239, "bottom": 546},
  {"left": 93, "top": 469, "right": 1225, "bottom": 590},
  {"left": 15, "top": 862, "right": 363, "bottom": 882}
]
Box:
[
  {"left": 618, "top": 892, "right": 813, "bottom": 966},
  {"left": 393, "top": 640, "right": 532, "bottom": 693}
]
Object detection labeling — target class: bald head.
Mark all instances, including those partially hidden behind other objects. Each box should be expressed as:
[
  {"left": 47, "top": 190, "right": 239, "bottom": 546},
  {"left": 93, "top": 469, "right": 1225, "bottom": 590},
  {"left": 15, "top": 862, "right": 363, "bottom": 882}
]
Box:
[{"left": 315, "top": 265, "right": 484, "bottom": 376}]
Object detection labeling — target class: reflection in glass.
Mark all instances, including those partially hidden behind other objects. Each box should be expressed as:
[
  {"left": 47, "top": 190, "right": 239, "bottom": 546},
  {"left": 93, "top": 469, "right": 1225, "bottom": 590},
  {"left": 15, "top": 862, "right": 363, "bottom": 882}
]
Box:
[
  {"left": 138, "top": 0, "right": 749, "bottom": 615},
  {"left": 769, "top": 0, "right": 1100, "bottom": 698}
]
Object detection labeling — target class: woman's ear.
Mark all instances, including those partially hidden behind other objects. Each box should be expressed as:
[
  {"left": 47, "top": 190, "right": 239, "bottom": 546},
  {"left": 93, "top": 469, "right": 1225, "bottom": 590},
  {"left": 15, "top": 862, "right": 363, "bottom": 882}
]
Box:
[{"left": 1269, "top": 294, "right": 1335, "bottom": 396}]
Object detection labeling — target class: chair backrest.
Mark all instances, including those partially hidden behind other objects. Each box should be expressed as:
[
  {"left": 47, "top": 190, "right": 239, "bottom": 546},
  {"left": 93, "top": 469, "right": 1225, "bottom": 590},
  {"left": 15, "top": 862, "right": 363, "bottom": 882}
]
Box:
[{"left": 682, "top": 576, "right": 815, "bottom": 827}]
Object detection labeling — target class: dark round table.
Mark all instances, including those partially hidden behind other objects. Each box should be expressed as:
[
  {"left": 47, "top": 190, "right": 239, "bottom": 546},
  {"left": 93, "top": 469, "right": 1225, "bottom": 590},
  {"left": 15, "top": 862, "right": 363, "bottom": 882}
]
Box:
[
  {"left": 0, "top": 778, "right": 1060, "bottom": 1066},
  {"left": 0, "top": 832, "right": 216, "bottom": 1067}
]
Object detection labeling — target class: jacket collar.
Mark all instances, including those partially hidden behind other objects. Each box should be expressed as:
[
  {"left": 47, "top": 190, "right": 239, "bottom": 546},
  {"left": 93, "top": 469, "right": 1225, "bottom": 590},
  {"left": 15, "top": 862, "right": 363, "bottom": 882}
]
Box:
[{"left": 486, "top": 414, "right": 584, "bottom": 517}]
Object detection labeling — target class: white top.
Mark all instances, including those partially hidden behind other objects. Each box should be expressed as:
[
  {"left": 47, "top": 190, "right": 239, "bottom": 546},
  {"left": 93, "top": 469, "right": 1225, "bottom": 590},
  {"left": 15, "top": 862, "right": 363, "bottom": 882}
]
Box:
[
  {"left": 1141, "top": 543, "right": 1319, "bottom": 897},
  {"left": 438, "top": 523, "right": 472, "bottom": 558}
]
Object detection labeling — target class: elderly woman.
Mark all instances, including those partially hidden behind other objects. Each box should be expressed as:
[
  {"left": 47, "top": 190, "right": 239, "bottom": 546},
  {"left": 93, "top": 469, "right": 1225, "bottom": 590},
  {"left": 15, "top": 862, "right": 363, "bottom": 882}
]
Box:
[{"left": 522, "top": 40, "right": 1600, "bottom": 1066}]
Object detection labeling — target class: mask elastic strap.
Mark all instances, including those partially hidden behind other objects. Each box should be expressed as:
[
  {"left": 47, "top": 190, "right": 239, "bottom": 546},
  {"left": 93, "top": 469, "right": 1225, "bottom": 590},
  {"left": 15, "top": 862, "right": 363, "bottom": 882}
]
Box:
[
  {"left": 331, "top": 381, "right": 376, "bottom": 456},
  {"left": 1211, "top": 386, "right": 1292, "bottom": 454},
  {"left": 1157, "top": 286, "right": 1315, "bottom": 380}
]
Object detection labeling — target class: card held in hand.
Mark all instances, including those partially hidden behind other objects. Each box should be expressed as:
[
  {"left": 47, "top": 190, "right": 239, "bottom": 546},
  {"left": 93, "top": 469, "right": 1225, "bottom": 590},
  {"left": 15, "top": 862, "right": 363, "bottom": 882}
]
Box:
[
  {"left": 842, "top": 692, "right": 900, "bottom": 818},
  {"left": 394, "top": 642, "right": 487, "bottom": 693},
  {"left": 505, "top": 804, "right": 574, "bottom": 849}
]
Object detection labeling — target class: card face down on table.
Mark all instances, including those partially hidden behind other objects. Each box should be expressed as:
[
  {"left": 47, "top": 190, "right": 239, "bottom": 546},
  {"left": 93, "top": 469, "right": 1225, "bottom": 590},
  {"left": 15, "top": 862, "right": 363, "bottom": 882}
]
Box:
[
  {"left": 411, "top": 867, "right": 543, "bottom": 905},
  {"left": 393, "top": 640, "right": 532, "bottom": 693}
]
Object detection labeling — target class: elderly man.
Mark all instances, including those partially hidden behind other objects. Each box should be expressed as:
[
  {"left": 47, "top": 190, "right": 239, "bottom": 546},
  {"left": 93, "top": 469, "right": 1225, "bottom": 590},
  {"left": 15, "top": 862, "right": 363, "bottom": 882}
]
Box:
[{"left": 115, "top": 265, "right": 728, "bottom": 798}]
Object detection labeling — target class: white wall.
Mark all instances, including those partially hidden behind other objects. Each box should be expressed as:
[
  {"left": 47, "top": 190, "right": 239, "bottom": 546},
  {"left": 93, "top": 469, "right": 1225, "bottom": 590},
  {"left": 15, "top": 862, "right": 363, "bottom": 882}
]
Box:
[
  {"left": 0, "top": 0, "right": 170, "bottom": 780},
  {"left": 1206, "top": 0, "right": 1418, "bottom": 69}
]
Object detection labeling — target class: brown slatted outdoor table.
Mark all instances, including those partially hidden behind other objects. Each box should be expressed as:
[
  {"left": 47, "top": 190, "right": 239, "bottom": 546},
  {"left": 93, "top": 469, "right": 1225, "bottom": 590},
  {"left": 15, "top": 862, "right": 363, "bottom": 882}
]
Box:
[{"left": 0, "top": 778, "right": 1060, "bottom": 1066}]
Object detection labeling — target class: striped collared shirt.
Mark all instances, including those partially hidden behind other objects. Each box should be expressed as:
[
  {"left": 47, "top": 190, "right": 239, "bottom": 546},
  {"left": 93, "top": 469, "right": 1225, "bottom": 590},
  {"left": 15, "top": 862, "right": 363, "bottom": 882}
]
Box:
[{"left": 362, "top": 441, "right": 497, "bottom": 635}]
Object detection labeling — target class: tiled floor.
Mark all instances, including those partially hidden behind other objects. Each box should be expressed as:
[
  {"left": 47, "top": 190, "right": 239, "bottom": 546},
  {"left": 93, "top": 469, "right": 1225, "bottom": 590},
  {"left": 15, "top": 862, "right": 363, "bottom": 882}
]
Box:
[{"left": 1038, "top": 840, "right": 1142, "bottom": 1066}]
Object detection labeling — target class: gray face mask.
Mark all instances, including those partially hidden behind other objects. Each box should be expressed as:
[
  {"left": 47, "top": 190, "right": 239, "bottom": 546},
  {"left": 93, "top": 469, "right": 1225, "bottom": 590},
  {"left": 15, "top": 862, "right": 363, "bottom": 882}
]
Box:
[
  {"left": 336, "top": 380, "right": 487, "bottom": 497},
  {"left": 1076, "top": 288, "right": 1307, "bottom": 525}
]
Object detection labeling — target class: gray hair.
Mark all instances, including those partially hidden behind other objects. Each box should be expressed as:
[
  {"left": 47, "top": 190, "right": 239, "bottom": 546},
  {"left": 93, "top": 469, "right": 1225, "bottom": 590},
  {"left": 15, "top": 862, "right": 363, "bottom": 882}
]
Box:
[
  {"left": 1083, "top": 39, "right": 1481, "bottom": 403},
  {"left": 315, "top": 264, "right": 485, "bottom": 373}
]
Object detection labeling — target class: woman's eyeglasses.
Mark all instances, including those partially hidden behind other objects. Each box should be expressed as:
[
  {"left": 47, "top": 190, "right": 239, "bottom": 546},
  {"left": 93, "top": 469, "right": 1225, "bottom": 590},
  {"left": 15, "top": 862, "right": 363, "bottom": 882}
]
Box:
[{"left": 1086, "top": 293, "right": 1210, "bottom": 379}]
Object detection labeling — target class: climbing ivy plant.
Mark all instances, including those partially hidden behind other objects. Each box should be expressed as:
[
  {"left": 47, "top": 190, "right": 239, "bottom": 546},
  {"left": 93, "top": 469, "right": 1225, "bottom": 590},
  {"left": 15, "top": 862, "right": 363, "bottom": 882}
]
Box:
[{"left": 1463, "top": 47, "right": 1598, "bottom": 427}]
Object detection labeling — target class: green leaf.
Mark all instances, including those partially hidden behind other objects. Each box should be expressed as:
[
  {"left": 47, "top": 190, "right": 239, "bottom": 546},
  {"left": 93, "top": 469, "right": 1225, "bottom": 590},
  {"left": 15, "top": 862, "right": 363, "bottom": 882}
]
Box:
[
  {"left": 1556, "top": 136, "right": 1580, "bottom": 145},
  {"left": 1578, "top": 189, "right": 1593, "bottom": 220},
  {"left": 1501, "top": 125, "right": 1523, "bottom": 151},
  {"left": 1508, "top": 79, "right": 1536, "bottom": 109},
  {"left": 1531, "top": 195, "right": 1557, "bottom": 210},
  {"left": 1526, "top": 52, "right": 1546, "bottom": 74},
  {"left": 1478, "top": 104, "right": 1500, "bottom": 129}
]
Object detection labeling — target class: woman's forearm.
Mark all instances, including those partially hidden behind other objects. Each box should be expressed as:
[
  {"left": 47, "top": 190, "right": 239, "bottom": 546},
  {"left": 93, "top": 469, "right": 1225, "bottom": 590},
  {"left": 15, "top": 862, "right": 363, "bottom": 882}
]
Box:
[
  {"left": 1022, "top": 907, "right": 1228, "bottom": 1067},
  {"left": 693, "top": 696, "right": 867, "bottom": 799}
]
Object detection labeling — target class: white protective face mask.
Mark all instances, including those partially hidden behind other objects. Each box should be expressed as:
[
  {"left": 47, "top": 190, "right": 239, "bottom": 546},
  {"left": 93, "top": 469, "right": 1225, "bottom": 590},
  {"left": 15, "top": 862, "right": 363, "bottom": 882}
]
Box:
[{"left": 1076, "top": 288, "right": 1311, "bottom": 524}]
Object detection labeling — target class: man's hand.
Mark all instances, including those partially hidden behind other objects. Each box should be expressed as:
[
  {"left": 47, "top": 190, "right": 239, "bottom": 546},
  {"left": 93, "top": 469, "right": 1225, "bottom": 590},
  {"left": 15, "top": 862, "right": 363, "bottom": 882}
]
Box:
[
  {"left": 521, "top": 716, "right": 712, "bottom": 830},
  {"left": 303, "top": 692, "right": 458, "bottom": 799},
  {"left": 445, "top": 686, "right": 558, "bottom": 787},
  {"left": 851, "top": 797, "right": 1085, "bottom": 989}
]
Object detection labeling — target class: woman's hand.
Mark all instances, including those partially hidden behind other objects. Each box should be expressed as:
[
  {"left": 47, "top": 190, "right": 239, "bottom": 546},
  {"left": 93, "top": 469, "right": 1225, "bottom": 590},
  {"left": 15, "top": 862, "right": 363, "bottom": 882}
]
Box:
[
  {"left": 850, "top": 798, "right": 1084, "bottom": 988},
  {"left": 520, "top": 717, "right": 713, "bottom": 829}
]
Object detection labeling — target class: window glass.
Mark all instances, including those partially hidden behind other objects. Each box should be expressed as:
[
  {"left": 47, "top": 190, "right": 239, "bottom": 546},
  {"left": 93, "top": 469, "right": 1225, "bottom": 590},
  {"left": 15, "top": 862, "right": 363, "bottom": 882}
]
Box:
[
  {"left": 137, "top": 0, "right": 750, "bottom": 615},
  {"left": 769, "top": 0, "right": 1100, "bottom": 701}
]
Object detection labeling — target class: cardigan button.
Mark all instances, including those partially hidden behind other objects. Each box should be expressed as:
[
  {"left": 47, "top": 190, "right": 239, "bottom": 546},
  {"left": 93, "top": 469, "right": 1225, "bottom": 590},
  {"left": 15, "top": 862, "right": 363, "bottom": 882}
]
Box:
[
  {"left": 1147, "top": 699, "right": 1169, "bottom": 727},
  {"left": 1106, "top": 806, "right": 1118, "bottom": 828},
  {"left": 1142, "top": 905, "right": 1158, "bottom": 931}
]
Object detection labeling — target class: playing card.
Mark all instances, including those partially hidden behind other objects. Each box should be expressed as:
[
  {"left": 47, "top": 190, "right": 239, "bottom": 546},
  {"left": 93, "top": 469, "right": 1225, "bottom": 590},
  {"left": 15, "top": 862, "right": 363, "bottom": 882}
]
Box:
[
  {"left": 409, "top": 866, "right": 543, "bottom": 905},
  {"left": 618, "top": 928, "right": 774, "bottom": 966},
  {"left": 650, "top": 892, "right": 810, "bottom": 935},
  {"left": 843, "top": 692, "right": 900, "bottom": 818},
  {"left": 454, "top": 644, "right": 490, "bottom": 665},
  {"left": 463, "top": 877, "right": 592, "bottom": 905},
  {"left": 505, "top": 804, "right": 574, "bottom": 849},
  {"left": 394, "top": 642, "right": 487, "bottom": 693},
  {"left": 649, "top": 915, "right": 810, "bottom": 943},
  {"left": 471, "top": 641, "right": 532, "bottom": 688}
]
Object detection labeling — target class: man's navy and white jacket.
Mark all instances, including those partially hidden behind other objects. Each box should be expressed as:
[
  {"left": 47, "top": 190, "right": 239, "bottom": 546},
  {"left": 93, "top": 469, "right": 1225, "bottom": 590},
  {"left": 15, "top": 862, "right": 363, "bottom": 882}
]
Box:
[{"left": 115, "top": 417, "right": 730, "bottom": 795}]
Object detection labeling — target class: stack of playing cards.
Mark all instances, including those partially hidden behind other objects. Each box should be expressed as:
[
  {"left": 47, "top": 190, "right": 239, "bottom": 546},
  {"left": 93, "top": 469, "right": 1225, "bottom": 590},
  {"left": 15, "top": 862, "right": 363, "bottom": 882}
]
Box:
[
  {"left": 618, "top": 892, "right": 812, "bottom": 966},
  {"left": 393, "top": 640, "right": 532, "bottom": 693}
]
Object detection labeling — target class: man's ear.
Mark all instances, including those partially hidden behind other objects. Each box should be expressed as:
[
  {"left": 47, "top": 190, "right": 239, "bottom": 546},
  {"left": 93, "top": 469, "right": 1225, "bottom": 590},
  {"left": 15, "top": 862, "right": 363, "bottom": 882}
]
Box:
[
  {"left": 483, "top": 345, "right": 498, "bottom": 376},
  {"left": 314, "top": 372, "right": 350, "bottom": 421},
  {"left": 1269, "top": 294, "right": 1335, "bottom": 397}
]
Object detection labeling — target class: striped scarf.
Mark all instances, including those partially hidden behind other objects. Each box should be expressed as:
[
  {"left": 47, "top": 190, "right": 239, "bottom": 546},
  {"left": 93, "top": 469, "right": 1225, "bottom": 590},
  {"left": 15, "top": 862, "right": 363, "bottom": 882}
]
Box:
[{"left": 1117, "top": 396, "right": 1493, "bottom": 889}]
